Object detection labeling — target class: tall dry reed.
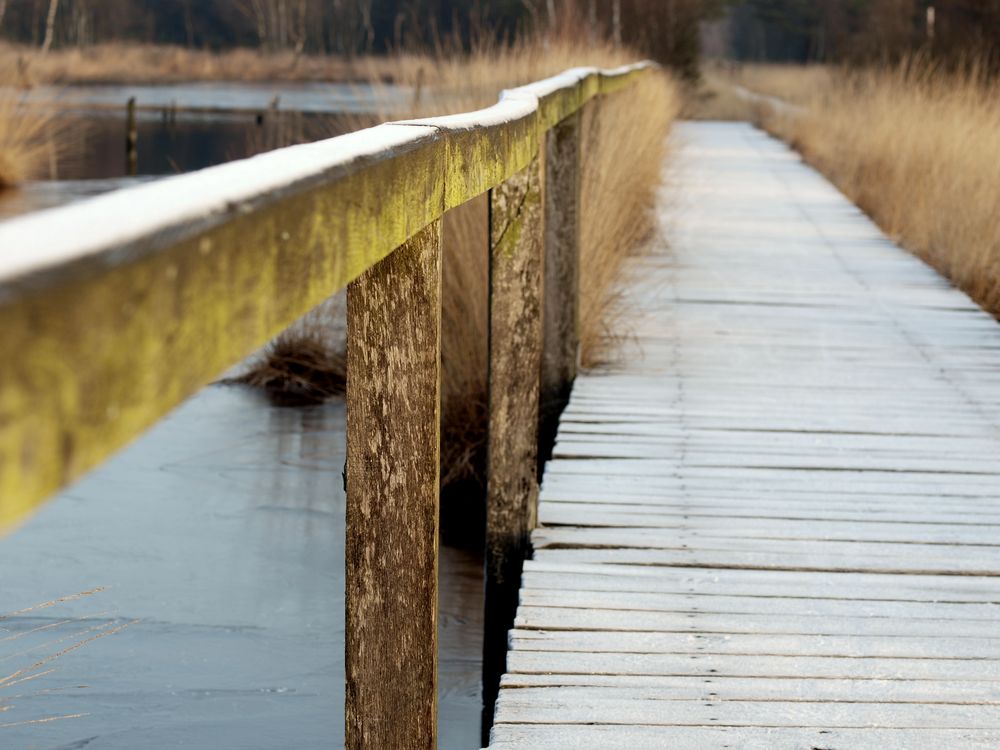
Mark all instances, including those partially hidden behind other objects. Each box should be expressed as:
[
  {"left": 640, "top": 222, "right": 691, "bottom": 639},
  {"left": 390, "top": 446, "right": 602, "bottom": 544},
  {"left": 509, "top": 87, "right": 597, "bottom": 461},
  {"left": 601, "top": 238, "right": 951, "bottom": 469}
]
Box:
[{"left": 760, "top": 62, "right": 1000, "bottom": 313}]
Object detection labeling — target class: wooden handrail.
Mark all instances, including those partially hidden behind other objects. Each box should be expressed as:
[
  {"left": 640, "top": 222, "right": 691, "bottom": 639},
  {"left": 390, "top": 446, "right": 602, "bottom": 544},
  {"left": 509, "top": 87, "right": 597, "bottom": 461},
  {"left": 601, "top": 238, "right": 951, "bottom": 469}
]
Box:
[{"left": 0, "top": 61, "right": 657, "bottom": 749}]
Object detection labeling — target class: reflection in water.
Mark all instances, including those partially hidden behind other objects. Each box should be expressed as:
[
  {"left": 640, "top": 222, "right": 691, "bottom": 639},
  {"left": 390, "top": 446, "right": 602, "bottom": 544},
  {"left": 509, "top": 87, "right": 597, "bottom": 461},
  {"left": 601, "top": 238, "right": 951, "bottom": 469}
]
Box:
[{"left": 0, "top": 386, "right": 482, "bottom": 749}]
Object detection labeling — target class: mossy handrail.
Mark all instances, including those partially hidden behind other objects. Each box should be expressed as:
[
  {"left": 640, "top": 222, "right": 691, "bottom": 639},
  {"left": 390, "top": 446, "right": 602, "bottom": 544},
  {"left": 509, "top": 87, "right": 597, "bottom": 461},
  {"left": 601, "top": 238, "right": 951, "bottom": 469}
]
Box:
[{"left": 0, "top": 61, "right": 656, "bottom": 749}]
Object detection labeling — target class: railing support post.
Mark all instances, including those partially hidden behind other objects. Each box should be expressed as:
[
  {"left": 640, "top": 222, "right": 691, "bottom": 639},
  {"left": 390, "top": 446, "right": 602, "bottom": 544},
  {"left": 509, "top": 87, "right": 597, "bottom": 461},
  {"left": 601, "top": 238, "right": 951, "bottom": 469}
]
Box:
[
  {"left": 539, "top": 111, "right": 582, "bottom": 472},
  {"left": 346, "top": 221, "right": 443, "bottom": 750},
  {"left": 482, "top": 156, "right": 544, "bottom": 741}
]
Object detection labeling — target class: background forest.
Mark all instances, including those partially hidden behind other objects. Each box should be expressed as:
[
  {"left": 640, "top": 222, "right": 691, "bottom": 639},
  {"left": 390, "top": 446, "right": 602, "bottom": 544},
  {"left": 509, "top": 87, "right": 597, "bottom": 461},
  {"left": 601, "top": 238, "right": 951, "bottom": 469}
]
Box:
[{"left": 2, "top": 1, "right": 995, "bottom": 79}]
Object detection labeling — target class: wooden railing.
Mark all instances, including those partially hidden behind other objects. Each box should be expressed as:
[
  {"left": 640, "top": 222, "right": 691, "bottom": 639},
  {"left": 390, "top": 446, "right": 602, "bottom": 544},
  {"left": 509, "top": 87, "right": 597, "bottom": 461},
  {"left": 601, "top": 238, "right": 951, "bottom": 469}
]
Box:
[{"left": 0, "top": 62, "right": 655, "bottom": 749}]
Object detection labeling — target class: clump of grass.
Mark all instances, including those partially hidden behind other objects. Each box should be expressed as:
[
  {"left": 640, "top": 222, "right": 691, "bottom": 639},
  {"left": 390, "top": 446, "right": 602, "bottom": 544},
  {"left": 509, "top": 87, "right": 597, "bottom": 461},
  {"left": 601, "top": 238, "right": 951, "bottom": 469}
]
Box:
[
  {"left": 760, "top": 60, "right": 1000, "bottom": 314},
  {"left": 233, "top": 332, "right": 347, "bottom": 406},
  {"left": 236, "top": 37, "right": 679, "bottom": 499},
  {"left": 0, "top": 93, "right": 56, "bottom": 190}
]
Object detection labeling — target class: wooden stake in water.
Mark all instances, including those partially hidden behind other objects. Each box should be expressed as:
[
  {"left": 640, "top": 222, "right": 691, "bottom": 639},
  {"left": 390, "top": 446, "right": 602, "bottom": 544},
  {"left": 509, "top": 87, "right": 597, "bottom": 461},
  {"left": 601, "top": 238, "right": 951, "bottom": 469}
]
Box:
[{"left": 126, "top": 97, "right": 138, "bottom": 176}]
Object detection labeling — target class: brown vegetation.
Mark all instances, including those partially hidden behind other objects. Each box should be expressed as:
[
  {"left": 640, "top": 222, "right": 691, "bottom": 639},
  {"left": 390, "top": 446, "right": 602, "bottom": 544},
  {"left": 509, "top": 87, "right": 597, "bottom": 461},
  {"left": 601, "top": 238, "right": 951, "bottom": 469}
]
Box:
[
  {"left": 0, "top": 92, "right": 56, "bottom": 189},
  {"left": 712, "top": 60, "right": 1000, "bottom": 325},
  {"left": 758, "top": 62, "right": 1000, "bottom": 316},
  {"left": 727, "top": 63, "right": 834, "bottom": 107},
  {"left": 0, "top": 41, "right": 405, "bottom": 86}
]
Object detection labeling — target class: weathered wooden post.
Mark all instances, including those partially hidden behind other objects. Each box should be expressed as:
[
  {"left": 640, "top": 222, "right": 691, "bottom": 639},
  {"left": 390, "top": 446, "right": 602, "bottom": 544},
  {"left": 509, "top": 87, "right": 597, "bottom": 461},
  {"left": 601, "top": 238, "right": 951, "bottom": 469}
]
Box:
[
  {"left": 539, "top": 110, "right": 582, "bottom": 472},
  {"left": 345, "top": 220, "right": 443, "bottom": 750},
  {"left": 125, "top": 97, "right": 138, "bottom": 176},
  {"left": 482, "top": 156, "right": 544, "bottom": 740}
]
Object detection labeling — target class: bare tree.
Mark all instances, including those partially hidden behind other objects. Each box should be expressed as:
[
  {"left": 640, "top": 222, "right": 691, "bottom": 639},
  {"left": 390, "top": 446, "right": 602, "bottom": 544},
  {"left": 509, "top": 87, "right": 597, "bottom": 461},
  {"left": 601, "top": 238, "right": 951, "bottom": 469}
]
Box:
[{"left": 41, "top": 0, "right": 60, "bottom": 53}]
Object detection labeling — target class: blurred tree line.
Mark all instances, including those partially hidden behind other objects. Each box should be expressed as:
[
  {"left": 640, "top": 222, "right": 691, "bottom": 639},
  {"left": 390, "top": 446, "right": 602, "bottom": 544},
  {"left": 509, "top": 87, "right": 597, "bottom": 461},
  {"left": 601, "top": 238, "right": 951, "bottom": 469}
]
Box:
[
  {"left": 0, "top": 0, "right": 726, "bottom": 76},
  {"left": 728, "top": 0, "right": 1000, "bottom": 72}
]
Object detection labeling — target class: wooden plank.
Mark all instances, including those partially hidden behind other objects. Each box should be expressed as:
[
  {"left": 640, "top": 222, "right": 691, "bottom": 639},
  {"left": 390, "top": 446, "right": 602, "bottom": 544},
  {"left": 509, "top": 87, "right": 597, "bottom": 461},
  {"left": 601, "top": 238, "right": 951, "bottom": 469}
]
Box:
[
  {"left": 487, "top": 725, "right": 1000, "bottom": 749},
  {"left": 346, "top": 222, "right": 442, "bottom": 750},
  {"left": 551, "top": 441, "right": 1000, "bottom": 472},
  {"left": 493, "top": 692, "right": 1000, "bottom": 728},
  {"left": 538, "top": 506, "right": 1000, "bottom": 538},
  {"left": 505, "top": 650, "right": 1000, "bottom": 680},
  {"left": 530, "top": 545, "right": 1000, "bottom": 576},
  {"left": 518, "top": 589, "right": 1000, "bottom": 621},
  {"left": 483, "top": 154, "right": 545, "bottom": 734},
  {"left": 522, "top": 564, "right": 1000, "bottom": 602},
  {"left": 509, "top": 627, "right": 1000, "bottom": 655},
  {"left": 499, "top": 673, "right": 1000, "bottom": 702},
  {"left": 513, "top": 608, "right": 1000, "bottom": 639},
  {"left": 538, "top": 499, "right": 1000, "bottom": 524}
]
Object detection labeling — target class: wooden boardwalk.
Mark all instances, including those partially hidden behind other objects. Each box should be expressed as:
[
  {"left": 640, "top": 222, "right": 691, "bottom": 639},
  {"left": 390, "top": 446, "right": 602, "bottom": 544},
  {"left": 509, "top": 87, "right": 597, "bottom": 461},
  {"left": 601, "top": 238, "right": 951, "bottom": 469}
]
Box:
[{"left": 486, "top": 122, "right": 1000, "bottom": 748}]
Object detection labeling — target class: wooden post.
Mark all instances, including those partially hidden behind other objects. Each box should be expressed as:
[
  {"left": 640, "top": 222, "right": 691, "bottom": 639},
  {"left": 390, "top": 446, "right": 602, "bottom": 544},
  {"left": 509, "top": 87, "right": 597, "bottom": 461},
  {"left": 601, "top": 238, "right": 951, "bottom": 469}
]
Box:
[
  {"left": 539, "top": 111, "right": 582, "bottom": 475},
  {"left": 346, "top": 220, "right": 442, "bottom": 750},
  {"left": 482, "top": 156, "right": 544, "bottom": 741},
  {"left": 125, "top": 97, "right": 138, "bottom": 176}
]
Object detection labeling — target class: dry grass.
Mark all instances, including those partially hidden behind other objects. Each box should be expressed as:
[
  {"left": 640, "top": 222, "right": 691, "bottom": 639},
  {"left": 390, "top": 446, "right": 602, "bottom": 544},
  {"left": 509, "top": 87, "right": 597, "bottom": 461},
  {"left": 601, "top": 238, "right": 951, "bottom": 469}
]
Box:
[
  {"left": 578, "top": 75, "right": 678, "bottom": 365},
  {"left": 0, "top": 42, "right": 407, "bottom": 86},
  {"left": 728, "top": 63, "right": 834, "bottom": 107},
  {"left": 683, "top": 62, "right": 835, "bottom": 121},
  {"left": 1, "top": 588, "right": 133, "bottom": 730},
  {"left": 682, "top": 70, "right": 758, "bottom": 120},
  {"left": 760, "top": 62, "right": 1000, "bottom": 314},
  {"left": 0, "top": 93, "right": 58, "bottom": 189},
  {"left": 238, "top": 38, "right": 679, "bottom": 496}
]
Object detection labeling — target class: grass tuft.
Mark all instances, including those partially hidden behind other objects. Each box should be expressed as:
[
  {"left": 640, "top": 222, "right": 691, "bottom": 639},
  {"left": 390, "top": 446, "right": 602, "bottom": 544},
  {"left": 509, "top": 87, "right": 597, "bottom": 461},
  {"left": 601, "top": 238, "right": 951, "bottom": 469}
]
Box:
[
  {"left": 0, "top": 93, "right": 56, "bottom": 190},
  {"left": 231, "top": 332, "right": 347, "bottom": 407}
]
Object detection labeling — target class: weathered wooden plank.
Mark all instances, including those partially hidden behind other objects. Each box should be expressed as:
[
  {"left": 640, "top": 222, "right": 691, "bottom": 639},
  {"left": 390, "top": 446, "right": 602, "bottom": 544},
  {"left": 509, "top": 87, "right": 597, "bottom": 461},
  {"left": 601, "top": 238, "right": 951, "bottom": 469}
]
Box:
[
  {"left": 538, "top": 505, "right": 1000, "bottom": 535},
  {"left": 345, "top": 222, "right": 442, "bottom": 750},
  {"left": 493, "top": 692, "right": 1000, "bottom": 729},
  {"left": 499, "top": 673, "right": 1000, "bottom": 703},
  {"left": 515, "top": 605, "right": 996, "bottom": 650},
  {"left": 483, "top": 155, "right": 545, "bottom": 735},
  {"left": 533, "top": 525, "right": 1000, "bottom": 554},
  {"left": 552, "top": 441, "right": 1000, "bottom": 472},
  {"left": 509, "top": 627, "right": 1000, "bottom": 655},
  {"left": 538, "top": 498, "right": 1000, "bottom": 524},
  {"left": 522, "top": 563, "right": 1000, "bottom": 601},
  {"left": 530, "top": 545, "right": 1000, "bottom": 576},
  {"left": 487, "top": 725, "right": 1000, "bottom": 749},
  {"left": 505, "top": 649, "right": 1000, "bottom": 680},
  {"left": 518, "top": 588, "right": 1000, "bottom": 620}
]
